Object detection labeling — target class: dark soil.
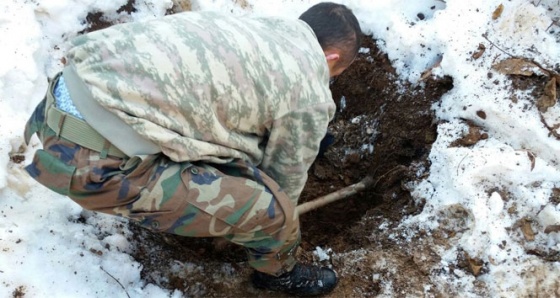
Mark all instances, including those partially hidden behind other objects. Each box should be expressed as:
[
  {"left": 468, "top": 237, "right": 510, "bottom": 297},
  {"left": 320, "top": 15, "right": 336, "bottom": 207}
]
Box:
[{"left": 79, "top": 4, "right": 457, "bottom": 297}]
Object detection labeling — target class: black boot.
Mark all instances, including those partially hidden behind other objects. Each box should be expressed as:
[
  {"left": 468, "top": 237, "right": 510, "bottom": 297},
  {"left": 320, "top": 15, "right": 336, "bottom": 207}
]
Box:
[{"left": 251, "top": 263, "right": 338, "bottom": 296}]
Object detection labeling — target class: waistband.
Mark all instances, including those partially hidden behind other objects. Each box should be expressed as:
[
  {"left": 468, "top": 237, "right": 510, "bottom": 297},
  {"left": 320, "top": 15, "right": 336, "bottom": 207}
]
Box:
[
  {"left": 62, "top": 64, "right": 161, "bottom": 157},
  {"left": 45, "top": 73, "right": 127, "bottom": 159}
]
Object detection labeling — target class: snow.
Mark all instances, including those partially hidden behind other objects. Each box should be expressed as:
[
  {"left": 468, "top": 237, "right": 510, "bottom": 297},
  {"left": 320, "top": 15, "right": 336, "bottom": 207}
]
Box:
[
  {"left": 313, "top": 246, "right": 333, "bottom": 262},
  {"left": 1, "top": 0, "right": 559, "bottom": 297}
]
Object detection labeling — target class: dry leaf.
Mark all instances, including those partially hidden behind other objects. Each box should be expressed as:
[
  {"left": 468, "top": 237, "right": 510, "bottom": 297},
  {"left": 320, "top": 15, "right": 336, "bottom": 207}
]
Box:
[
  {"left": 171, "top": 0, "right": 192, "bottom": 13},
  {"left": 466, "top": 256, "right": 484, "bottom": 276},
  {"left": 544, "top": 77, "right": 557, "bottom": 98},
  {"left": 419, "top": 55, "right": 443, "bottom": 81},
  {"left": 537, "top": 77, "right": 557, "bottom": 113},
  {"left": 492, "top": 4, "right": 504, "bottom": 20},
  {"left": 527, "top": 151, "right": 536, "bottom": 171},
  {"left": 472, "top": 43, "right": 486, "bottom": 60},
  {"left": 520, "top": 219, "right": 535, "bottom": 241},
  {"left": 458, "top": 125, "right": 483, "bottom": 146},
  {"left": 476, "top": 110, "right": 487, "bottom": 119},
  {"left": 469, "top": 262, "right": 483, "bottom": 276},
  {"left": 492, "top": 58, "right": 540, "bottom": 76},
  {"left": 544, "top": 225, "right": 560, "bottom": 234}
]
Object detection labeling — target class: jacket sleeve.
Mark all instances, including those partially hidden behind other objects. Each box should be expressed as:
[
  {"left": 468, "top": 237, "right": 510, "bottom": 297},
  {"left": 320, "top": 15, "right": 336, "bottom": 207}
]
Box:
[{"left": 260, "top": 102, "right": 335, "bottom": 206}]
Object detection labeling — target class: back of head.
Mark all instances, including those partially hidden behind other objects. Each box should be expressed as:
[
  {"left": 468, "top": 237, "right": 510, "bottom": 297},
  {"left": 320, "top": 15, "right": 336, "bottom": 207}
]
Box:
[{"left": 299, "top": 2, "right": 362, "bottom": 69}]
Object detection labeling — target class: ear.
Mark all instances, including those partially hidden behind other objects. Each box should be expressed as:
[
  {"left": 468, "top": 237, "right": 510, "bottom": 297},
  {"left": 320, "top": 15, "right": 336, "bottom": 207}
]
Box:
[
  {"left": 324, "top": 51, "right": 340, "bottom": 62},
  {"left": 324, "top": 49, "right": 344, "bottom": 77}
]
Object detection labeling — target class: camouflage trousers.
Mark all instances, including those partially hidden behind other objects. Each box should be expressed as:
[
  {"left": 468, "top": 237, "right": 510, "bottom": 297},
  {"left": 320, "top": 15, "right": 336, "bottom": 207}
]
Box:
[{"left": 24, "top": 98, "right": 300, "bottom": 275}]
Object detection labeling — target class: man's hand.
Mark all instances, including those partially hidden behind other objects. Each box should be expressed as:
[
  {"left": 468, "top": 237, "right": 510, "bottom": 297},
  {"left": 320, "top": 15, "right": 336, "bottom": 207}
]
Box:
[{"left": 318, "top": 132, "right": 335, "bottom": 157}]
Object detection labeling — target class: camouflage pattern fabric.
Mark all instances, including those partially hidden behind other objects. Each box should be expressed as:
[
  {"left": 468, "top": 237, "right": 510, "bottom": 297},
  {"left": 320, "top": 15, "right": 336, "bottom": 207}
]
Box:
[
  {"left": 65, "top": 11, "right": 336, "bottom": 205},
  {"left": 24, "top": 99, "right": 300, "bottom": 275}
]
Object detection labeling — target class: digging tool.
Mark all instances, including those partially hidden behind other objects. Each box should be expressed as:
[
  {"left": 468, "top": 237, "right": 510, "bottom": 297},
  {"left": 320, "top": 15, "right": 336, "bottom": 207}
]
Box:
[
  {"left": 296, "top": 165, "right": 407, "bottom": 215},
  {"left": 296, "top": 175, "right": 374, "bottom": 215},
  {"left": 213, "top": 166, "right": 406, "bottom": 250}
]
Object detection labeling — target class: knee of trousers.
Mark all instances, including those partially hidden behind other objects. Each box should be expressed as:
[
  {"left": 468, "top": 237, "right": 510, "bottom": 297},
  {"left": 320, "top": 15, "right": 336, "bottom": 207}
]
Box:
[
  {"left": 233, "top": 195, "right": 301, "bottom": 259},
  {"left": 239, "top": 166, "right": 301, "bottom": 247},
  {"left": 174, "top": 161, "right": 301, "bottom": 242},
  {"left": 261, "top": 192, "right": 301, "bottom": 249}
]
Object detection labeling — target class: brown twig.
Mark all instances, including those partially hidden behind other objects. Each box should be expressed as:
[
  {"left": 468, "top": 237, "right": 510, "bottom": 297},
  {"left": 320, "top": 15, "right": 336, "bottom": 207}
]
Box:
[
  {"left": 539, "top": 113, "right": 560, "bottom": 140},
  {"left": 545, "top": 20, "right": 557, "bottom": 32},
  {"left": 457, "top": 153, "right": 470, "bottom": 176},
  {"left": 482, "top": 33, "right": 514, "bottom": 57},
  {"left": 100, "top": 266, "right": 131, "bottom": 298}
]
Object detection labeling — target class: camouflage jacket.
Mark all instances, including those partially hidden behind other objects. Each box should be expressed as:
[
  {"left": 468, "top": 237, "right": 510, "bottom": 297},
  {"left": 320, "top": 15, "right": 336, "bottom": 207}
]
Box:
[{"left": 65, "top": 11, "right": 335, "bottom": 204}]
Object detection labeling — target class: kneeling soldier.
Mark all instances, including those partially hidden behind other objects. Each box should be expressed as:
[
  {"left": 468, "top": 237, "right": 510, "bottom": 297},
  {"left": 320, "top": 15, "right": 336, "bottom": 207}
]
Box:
[{"left": 24, "top": 2, "right": 361, "bottom": 296}]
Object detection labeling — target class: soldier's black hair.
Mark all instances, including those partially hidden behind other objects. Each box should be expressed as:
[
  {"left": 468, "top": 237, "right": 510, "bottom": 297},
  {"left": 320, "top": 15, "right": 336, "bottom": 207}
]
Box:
[{"left": 299, "top": 2, "right": 362, "bottom": 69}]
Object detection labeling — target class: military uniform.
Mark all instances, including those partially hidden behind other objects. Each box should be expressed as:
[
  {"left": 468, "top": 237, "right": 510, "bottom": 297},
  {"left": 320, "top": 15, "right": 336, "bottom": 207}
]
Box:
[{"left": 25, "top": 11, "right": 335, "bottom": 275}]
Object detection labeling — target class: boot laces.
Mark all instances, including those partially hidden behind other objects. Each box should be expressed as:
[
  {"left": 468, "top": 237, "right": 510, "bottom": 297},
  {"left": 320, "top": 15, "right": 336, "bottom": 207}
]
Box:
[{"left": 290, "top": 264, "right": 324, "bottom": 288}]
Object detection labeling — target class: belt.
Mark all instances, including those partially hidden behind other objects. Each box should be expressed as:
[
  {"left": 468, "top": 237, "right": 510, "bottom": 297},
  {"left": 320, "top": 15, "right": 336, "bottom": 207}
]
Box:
[{"left": 45, "top": 74, "right": 127, "bottom": 159}]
